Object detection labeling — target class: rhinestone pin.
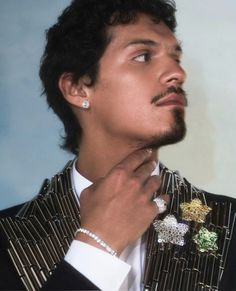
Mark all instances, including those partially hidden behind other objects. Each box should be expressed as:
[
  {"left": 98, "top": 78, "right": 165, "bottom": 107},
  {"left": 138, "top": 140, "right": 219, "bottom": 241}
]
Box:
[{"left": 153, "top": 214, "right": 189, "bottom": 246}]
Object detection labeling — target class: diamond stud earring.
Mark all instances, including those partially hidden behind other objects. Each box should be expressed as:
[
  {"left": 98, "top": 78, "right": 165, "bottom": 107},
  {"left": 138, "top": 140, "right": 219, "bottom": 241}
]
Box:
[{"left": 82, "top": 100, "right": 90, "bottom": 109}]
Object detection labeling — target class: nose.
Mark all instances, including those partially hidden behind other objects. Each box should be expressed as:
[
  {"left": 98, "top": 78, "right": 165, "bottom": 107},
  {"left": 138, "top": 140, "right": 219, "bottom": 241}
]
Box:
[{"left": 159, "top": 61, "right": 186, "bottom": 87}]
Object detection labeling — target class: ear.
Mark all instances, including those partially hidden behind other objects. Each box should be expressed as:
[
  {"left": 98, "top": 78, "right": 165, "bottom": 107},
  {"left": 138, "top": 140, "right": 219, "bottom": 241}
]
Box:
[{"left": 58, "top": 73, "right": 91, "bottom": 109}]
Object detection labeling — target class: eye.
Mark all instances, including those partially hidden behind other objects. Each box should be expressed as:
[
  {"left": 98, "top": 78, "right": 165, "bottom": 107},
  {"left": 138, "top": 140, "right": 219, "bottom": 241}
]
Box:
[{"left": 133, "top": 52, "right": 151, "bottom": 63}]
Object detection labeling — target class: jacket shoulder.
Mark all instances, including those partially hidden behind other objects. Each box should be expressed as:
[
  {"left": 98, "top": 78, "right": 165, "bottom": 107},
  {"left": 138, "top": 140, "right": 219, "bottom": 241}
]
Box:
[
  {"left": 204, "top": 192, "right": 236, "bottom": 211},
  {"left": 161, "top": 163, "right": 236, "bottom": 209},
  {"left": 0, "top": 203, "right": 26, "bottom": 219}
]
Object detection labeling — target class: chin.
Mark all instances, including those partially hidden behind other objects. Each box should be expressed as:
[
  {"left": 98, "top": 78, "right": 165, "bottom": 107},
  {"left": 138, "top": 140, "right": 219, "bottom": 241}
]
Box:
[{"left": 145, "top": 108, "right": 186, "bottom": 149}]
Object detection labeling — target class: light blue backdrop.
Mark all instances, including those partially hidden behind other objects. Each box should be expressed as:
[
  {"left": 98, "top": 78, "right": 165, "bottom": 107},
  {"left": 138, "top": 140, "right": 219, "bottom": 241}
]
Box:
[
  {"left": 0, "top": 1, "right": 235, "bottom": 210},
  {"left": 0, "top": 1, "right": 73, "bottom": 209}
]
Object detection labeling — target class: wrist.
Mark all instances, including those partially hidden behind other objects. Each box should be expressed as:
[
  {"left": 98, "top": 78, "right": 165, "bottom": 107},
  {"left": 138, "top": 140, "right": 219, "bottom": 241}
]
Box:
[{"left": 75, "top": 228, "right": 118, "bottom": 256}]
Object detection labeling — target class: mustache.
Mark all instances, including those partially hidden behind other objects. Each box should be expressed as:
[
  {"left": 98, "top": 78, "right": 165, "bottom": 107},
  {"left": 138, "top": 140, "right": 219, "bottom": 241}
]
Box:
[{"left": 151, "top": 86, "right": 188, "bottom": 106}]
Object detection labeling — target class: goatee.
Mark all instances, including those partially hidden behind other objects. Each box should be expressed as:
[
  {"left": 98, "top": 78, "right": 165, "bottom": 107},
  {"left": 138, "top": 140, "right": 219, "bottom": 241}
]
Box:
[{"left": 145, "top": 108, "right": 186, "bottom": 150}]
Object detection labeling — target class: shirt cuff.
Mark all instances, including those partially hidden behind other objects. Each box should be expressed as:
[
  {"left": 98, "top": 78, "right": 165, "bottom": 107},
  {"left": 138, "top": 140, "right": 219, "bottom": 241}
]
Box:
[{"left": 64, "top": 240, "right": 131, "bottom": 291}]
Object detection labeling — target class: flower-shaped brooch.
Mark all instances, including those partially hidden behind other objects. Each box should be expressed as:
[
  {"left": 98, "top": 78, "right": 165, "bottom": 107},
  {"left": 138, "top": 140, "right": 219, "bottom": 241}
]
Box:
[
  {"left": 180, "top": 198, "right": 211, "bottom": 223},
  {"left": 153, "top": 215, "right": 189, "bottom": 246},
  {"left": 193, "top": 227, "right": 218, "bottom": 252},
  {"left": 154, "top": 198, "right": 218, "bottom": 251}
]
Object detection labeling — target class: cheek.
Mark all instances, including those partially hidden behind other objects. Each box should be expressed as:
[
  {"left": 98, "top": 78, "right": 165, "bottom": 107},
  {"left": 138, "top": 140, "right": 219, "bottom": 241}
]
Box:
[
  {"left": 93, "top": 71, "right": 145, "bottom": 109},
  {"left": 91, "top": 67, "right": 159, "bottom": 130}
]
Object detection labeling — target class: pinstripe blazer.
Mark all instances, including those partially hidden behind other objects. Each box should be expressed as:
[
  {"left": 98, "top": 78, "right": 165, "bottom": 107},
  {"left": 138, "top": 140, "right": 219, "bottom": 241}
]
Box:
[{"left": 0, "top": 161, "right": 235, "bottom": 291}]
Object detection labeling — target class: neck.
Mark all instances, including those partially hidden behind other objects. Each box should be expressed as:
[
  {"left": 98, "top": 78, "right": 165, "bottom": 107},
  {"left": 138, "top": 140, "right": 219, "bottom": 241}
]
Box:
[{"left": 76, "top": 138, "right": 158, "bottom": 182}]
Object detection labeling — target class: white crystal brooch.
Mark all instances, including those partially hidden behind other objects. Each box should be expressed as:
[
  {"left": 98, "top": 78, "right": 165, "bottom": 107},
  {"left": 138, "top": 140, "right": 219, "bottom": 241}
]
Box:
[{"left": 153, "top": 214, "right": 189, "bottom": 246}]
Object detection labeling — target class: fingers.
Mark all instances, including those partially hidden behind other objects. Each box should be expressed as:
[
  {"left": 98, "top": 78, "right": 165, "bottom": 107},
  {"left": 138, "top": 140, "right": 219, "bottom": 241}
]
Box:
[
  {"left": 142, "top": 175, "right": 169, "bottom": 216},
  {"left": 143, "top": 175, "right": 162, "bottom": 199},
  {"left": 116, "top": 148, "right": 153, "bottom": 173},
  {"left": 141, "top": 175, "right": 169, "bottom": 216},
  {"left": 134, "top": 159, "right": 157, "bottom": 184},
  {"left": 108, "top": 149, "right": 156, "bottom": 188}
]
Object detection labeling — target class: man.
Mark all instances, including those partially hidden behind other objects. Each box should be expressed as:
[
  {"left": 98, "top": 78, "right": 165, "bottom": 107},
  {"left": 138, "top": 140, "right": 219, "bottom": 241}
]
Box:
[{"left": 0, "top": 0, "right": 235, "bottom": 290}]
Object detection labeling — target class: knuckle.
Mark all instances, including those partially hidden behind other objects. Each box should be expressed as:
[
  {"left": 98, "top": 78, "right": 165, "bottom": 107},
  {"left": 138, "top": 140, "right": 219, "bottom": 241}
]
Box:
[
  {"left": 129, "top": 176, "right": 141, "bottom": 189},
  {"left": 113, "top": 164, "right": 127, "bottom": 177}
]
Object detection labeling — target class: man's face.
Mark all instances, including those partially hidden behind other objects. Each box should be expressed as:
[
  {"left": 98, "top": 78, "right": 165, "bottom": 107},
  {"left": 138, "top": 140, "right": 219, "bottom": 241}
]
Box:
[{"left": 88, "top": 13, "right": 187, "bottom": 149}]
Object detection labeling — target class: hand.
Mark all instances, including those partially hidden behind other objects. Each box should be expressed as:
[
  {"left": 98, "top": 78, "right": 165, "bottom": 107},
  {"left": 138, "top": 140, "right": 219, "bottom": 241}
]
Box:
[{"left": 76, "top": 149, "right": 169, "bottom": 255}]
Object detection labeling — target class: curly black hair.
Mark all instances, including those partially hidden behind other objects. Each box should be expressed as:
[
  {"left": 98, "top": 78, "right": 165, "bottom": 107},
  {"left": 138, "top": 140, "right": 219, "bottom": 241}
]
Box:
[{"left": 39, "top": 0, "right": 177, "bottom": 155}]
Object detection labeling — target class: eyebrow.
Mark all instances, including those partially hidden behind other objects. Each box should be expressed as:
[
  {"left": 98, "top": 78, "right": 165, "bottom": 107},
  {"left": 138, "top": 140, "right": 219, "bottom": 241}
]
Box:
[{"left": 125, "top": 38, "right": 183, "bottom": 54}]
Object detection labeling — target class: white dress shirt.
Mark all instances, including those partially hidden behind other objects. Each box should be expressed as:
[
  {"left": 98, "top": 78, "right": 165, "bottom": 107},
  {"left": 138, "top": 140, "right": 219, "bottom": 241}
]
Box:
[{"left": 65, "top": 160, "right": 159, "bottom": 290}]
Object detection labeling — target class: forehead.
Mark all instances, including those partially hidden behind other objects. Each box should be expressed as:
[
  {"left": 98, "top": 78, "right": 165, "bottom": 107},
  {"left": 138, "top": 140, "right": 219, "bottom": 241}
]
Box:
[{"left": 106, "top": 13, "right": 179, "bottom": 51}]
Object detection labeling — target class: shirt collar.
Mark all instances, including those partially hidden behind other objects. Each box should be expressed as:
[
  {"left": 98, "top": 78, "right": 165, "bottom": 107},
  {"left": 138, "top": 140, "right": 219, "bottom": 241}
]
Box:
[{"left": 71, "top": 159, "right": 160, "bottom": 200}]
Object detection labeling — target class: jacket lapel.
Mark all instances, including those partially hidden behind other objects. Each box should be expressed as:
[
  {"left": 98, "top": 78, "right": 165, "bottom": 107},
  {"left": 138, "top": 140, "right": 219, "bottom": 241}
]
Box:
[{"left": 143, "top": 165, "right": 236, "bottom": 291}]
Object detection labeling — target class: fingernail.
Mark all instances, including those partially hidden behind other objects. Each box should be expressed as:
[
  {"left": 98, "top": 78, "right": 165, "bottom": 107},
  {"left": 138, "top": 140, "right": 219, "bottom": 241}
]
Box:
[{"left": 146, "top": 148, "right": 152, "bottom": 155}]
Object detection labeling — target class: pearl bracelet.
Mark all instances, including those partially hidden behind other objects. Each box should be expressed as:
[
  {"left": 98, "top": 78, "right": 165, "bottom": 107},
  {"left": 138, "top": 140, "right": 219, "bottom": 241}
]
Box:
[{"left": 75, "top": 228, "right": 118, "bottom": 256}]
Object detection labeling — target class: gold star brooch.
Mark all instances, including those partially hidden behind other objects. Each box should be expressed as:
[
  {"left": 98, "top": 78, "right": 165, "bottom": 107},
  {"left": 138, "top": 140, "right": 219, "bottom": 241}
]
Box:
[{"left": 180, "top": 198, "right": 211, "bottom": 223}]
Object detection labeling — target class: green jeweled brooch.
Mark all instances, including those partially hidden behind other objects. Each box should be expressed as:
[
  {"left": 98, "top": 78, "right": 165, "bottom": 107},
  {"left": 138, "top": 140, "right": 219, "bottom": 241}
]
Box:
[{"left": 193, "top": 227, "right": 218, "bottom": 252}]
